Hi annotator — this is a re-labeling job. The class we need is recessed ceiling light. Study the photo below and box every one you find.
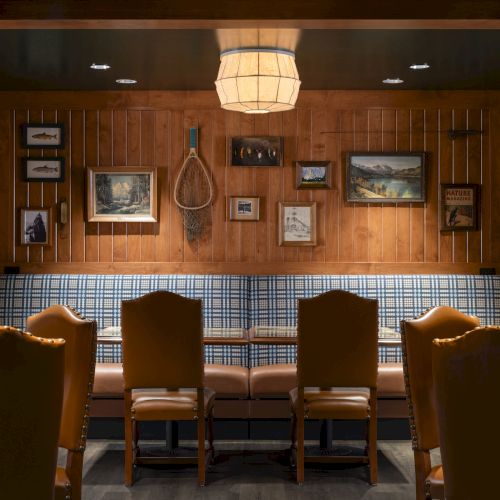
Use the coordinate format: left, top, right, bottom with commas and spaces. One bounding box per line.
410, 63, 430, 70
116, 78, 137, 84
90, 63, 110, 70
383, 78, 404, 85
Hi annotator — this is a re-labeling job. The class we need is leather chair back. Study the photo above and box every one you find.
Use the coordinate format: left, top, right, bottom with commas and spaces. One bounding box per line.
432, 326, 500, 500
27, 305, 97, 452
400, 306, 479, 451
122, 291, 203, 390
297, 290, 378, 388
0, 326, 65, 500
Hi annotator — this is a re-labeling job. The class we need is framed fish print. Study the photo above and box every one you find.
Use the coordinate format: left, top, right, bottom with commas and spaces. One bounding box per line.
20, 207, 52, 246
22, 123, 64, 149
86, 166, 157, 222
22, 157, 65, 182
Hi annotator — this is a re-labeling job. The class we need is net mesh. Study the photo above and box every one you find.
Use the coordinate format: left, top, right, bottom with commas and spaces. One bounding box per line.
174, 155, 213, 242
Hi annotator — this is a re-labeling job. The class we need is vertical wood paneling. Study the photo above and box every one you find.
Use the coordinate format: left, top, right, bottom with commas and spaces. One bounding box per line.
140, 110, 156, 262
381, 109, 397, 262
2, 92, 498, 270
84, 110, 99, 262
155, 110, 170, 262
126, 110, 142, 262
0, 110, 12, 262
112, 109, 127, 263
396, 109, 411, 262
97, 109, 113, 262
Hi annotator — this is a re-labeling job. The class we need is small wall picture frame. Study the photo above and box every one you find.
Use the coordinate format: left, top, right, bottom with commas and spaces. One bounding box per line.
230, 136, 283, 166
22, 124, 64, 149
279, 201, 317, 246
20, 207, 52, 246
296, 160, 332, 189
228, 196, 260, 221
441, 183, 480, 231
22, 157, 65, 182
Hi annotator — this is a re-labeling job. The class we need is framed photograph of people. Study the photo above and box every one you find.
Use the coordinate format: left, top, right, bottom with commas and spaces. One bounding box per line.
278, 201, 317, 246
22, 157, 65, 182
440, 183, 480, 231
230, 136, 283, 167
346, 152, 426, 203
21, 123, 64, 149
20, 207, 52, 246
296, 160, 332, 189
228, 196, 260, 221
86, 166, 157, 222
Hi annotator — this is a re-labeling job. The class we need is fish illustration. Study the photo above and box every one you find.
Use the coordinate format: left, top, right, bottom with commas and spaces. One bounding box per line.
32, 165, 59, 173
31, 132, 58, 140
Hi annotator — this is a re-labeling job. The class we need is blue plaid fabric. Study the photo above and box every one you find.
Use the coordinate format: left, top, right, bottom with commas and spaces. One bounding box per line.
0, 274, 249, 364
1, 273, 498, 366
248, 275, 500, 364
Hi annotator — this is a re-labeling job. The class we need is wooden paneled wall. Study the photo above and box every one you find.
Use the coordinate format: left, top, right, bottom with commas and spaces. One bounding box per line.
0, 91, 499, 274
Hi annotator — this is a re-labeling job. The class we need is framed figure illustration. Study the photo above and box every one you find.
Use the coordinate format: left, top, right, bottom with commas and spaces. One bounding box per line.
20, 207, 52, 245
441, 184, 480, 231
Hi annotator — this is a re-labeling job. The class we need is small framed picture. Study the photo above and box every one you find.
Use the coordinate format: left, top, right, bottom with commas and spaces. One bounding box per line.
441, 183, 480, 231
22, 157, 65, 182
22, 124, 64, 149
296, 160, 332, 189
20, 207, 52, 246
346, 152, 426, 202
279, 201, 317, 246
228, 196, 260, 221
230, 136, 283, 166
86, 166, 157, 222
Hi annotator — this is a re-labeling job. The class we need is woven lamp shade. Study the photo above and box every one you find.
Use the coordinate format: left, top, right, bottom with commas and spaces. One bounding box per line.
215, 49, 301, 114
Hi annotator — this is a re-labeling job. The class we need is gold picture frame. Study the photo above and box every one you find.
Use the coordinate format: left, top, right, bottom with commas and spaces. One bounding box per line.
86, 166, 157, 222
278, 201, 317, 246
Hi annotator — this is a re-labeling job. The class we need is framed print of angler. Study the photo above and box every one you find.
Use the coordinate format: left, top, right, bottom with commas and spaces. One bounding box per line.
346, 152, 426, 203
279, 201, 317, 246
230, 136, 283, 166
228, 196, 260, 221
22, 124, 64, 149
22, 157, 65, 182
20, 207, 52, 246
296, 160, 332, 189
441, 184, 479, 231
86, 166, 157, 222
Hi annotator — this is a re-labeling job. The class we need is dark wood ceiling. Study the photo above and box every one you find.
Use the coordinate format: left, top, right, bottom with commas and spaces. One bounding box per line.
0, 29, 499, 91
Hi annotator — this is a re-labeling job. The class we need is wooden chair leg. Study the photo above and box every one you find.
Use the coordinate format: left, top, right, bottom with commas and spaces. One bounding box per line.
414, 450, 432, 500
124, 390, 134, 487
65, 450, 83, 500
197, 388, 206, 487
290, 412, 297, 451
368, 388, 378, 485
296, 387, 305, 485
207, 410, 215, 461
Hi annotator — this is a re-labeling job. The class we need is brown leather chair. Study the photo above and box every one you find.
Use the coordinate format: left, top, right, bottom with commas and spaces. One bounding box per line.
0, 326, 65, 500
121, 291, 215, 487
400, 306, 479, 500
432, 326, 500, 500
289, 290, 379, 485
27, 305, 97, 500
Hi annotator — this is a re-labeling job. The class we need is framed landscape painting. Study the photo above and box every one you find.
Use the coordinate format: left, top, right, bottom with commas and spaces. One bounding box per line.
441, 183, 479, 231
296, 160, 332, 189
346, 152, 426, 203
86, 166, 157, 222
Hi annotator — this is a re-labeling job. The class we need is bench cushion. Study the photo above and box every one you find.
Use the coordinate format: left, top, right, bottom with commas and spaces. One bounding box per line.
249, 363, 406, 399
93, 363, 249, 399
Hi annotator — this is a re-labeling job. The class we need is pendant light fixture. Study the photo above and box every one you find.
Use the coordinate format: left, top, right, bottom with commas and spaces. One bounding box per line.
215, 48, 301, 114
